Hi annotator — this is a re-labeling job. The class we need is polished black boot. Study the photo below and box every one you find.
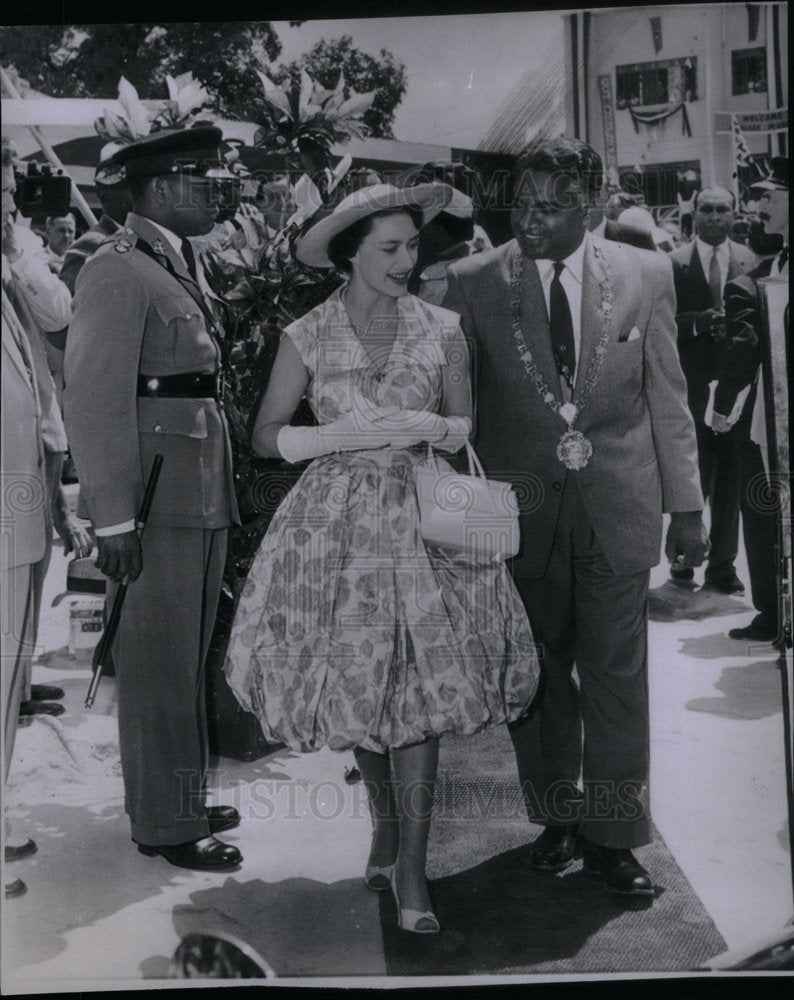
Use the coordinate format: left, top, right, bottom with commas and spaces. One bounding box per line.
582, 840, 654, 897
137, 835, 242, 871
527, 824, 581, 872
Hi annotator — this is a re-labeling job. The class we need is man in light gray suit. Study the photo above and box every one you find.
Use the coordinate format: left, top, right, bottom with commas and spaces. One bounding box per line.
444, 138, 707, 898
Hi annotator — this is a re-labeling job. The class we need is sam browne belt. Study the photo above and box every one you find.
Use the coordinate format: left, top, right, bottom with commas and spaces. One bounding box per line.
137, 372, 222, 399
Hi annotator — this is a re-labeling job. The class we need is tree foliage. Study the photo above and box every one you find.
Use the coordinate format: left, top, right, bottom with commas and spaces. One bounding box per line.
1, 25, 407, 138
278, 35, 407, 139
0, 23, 282, 120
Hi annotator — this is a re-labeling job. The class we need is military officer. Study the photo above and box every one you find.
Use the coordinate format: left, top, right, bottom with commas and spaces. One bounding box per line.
64, 127, 242, 871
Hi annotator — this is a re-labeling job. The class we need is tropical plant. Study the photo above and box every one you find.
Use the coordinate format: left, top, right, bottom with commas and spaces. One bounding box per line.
253, 66, 375, 176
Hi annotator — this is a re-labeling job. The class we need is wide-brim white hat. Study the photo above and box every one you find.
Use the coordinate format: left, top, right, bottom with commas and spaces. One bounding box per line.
295, 182, 453, 269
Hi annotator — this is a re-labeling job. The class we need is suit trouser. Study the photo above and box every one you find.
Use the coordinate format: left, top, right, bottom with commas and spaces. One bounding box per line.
738, 438, 779, 628
1, 564, 35, 783
17, 450, 60, 703
687, 376, 741, 580
109, 524, 226, 846
508, 479, 651, 849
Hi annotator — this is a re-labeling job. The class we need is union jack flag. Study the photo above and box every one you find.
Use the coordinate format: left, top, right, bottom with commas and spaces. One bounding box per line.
732, 116, 752, 168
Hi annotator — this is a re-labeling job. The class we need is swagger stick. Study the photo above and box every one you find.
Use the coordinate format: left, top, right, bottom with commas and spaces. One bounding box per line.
84, 454, 164, 709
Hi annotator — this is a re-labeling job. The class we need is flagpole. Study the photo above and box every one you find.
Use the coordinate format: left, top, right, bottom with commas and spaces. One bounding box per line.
731, 113, 741, 206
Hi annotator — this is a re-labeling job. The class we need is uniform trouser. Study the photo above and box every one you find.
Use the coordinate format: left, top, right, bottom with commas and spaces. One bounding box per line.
2, 563, 35, 782
108, 525, 227, 846
508, 480, 651, 849
738, 438, 779, 628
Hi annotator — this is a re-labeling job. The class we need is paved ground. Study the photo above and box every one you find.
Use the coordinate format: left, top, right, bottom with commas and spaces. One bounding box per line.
1, 511, 792, 992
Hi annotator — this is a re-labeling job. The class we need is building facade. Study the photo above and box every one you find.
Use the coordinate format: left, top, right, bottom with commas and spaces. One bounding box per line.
564, 3, 788, 212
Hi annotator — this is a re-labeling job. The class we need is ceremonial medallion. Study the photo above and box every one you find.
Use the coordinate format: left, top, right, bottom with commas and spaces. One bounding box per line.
556, 428, 593, 470
510, 244, 614, 472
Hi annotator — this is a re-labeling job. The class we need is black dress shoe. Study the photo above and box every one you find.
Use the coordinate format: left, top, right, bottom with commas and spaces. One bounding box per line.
137, 835, 242, 871
19, 700, 65, 717
527, 825, 581, 872
5, 838, 37, 863
30, 683, 65, 701
702, 572, 745, 595
582, 841, 654, 897
206, 805, 241, 834
728, 614, 778, 642
4, 878, 27, 899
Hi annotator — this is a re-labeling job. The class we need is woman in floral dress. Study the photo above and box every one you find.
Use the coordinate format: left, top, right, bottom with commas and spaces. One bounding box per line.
225, 183, 539, 933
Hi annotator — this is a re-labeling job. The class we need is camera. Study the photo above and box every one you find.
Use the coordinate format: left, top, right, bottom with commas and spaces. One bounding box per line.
13, 161, 72, 218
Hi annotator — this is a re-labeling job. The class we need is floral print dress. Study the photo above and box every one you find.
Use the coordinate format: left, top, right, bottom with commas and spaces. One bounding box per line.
224, 289, 539, 753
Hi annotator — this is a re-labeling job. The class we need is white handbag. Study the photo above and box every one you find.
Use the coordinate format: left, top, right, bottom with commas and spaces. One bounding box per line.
414, 442, 520, 562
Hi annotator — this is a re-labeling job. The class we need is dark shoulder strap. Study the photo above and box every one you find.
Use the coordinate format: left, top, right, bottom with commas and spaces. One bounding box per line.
135, 237, 216, 329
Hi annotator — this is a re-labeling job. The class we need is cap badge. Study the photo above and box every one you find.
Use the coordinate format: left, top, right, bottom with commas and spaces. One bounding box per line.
151, 239, 167, 255
114, 238, 132, 253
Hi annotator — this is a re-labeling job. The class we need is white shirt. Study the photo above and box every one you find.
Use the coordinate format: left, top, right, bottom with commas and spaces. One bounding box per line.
695, 237, 730, 290
95, 219, 188, 538
535, 233, 587, 376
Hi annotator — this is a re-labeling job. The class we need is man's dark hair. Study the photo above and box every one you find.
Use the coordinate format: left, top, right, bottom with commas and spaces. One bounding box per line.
514, 137, 605, 203
693, 186, 736, 210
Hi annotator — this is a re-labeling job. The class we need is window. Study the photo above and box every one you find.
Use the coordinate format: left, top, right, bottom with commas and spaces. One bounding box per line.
618, 160, 701, 208
732, 48, 767, 95
616, 57, 697, 108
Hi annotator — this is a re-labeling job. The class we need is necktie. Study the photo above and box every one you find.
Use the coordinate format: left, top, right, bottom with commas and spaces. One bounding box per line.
549, 261, 576, 391
777, 247, 789, 273
708, 246, 722, 309
180, 238, 198, 282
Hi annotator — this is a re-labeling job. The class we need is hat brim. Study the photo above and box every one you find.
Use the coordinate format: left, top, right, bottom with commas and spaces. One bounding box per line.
296, 183, 453, 269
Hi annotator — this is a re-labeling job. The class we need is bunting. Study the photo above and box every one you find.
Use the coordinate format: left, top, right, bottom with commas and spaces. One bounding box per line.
628, 102, 691, 137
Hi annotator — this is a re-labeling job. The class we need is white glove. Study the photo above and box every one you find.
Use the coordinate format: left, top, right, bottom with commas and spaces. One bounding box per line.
377, 410, 471, 452
276, 407, 400, 462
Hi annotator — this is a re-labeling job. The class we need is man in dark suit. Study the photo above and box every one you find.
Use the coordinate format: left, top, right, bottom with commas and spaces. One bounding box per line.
669, 186, 757, 592
712, 157, 788, 643
64, 127, 242, 872
444, 138, 706, 898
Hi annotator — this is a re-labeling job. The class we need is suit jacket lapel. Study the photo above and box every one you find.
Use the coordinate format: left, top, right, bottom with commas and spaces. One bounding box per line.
686, 241, 710, 295
2, 292, 38, 394
517, 248, 562, 403
574, 238, 608, 402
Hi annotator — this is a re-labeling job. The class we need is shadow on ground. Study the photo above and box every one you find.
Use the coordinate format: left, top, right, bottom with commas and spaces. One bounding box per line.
379, 840, 723, 975
160, 875, 385, 978
649, 582, 749, 623
685, 660, 783, 719
2, 800, 204, 972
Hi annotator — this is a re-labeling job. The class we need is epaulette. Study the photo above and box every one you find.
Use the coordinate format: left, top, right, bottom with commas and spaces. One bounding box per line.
113, 228, 138, 254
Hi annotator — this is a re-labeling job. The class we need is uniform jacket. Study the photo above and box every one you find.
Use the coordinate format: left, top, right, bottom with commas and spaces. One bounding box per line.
443, 236, 702, 579
1, 298, 48, 568
714, 254, 780, 416
59, 213, 120, 296
63, 213, 238, 532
